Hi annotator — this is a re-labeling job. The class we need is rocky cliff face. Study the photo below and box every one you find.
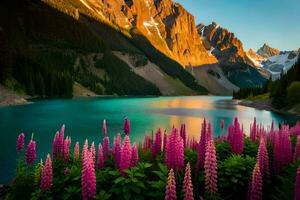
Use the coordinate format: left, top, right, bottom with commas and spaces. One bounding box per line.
198, 22, 252, 65
257, 43, 280, 58
68, 0, 217, 67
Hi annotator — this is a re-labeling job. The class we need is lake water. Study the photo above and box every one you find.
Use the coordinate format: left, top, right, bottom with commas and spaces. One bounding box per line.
0, 96, 297, 183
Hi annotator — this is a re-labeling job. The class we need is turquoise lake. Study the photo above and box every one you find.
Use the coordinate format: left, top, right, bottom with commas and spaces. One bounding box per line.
0, 96, 297, 183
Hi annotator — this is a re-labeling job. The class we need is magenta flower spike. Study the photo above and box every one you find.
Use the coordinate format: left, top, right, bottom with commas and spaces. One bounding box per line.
180, 124, 187, 148
249, 163, 263, 200
52, 132, 59, 158
257, 138, 270, 177
112, 133, 121, 167
63, 136, 71, 162
204, 139, 218, 194
152, 128, 162, 157
81, 149, 96, 200
25, 137, 36, 165
294, 136, 300, 162
119, 135, 132, 175
227, 118, 244, 154
59, 124, 65, 154
220, 120, 225, 136
131, 144, 139, 167
183, 163, 194, 200
90, 141, 96, 161
123, 117, 130, 135
295, 166, 300, 200
163, 130, 168, 152
102, 119, 107, 137
40, 154, 53, 191
103, 136, 110, 160
197, 118, 207, 170
166, 128, 184, 170
206, 122, 213, 142
16, 133, 25, 153
74, 142, 80, 159
250, 117, 257, 141
97, 144, 104, 169
165, 168, 177, 200
144, 134, 151, 150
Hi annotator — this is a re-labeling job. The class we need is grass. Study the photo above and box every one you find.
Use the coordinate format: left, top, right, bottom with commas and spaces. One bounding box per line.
245, 93, 270, 101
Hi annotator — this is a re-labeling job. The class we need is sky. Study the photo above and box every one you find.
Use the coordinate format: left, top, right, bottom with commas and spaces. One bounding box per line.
175, 0, 300, 51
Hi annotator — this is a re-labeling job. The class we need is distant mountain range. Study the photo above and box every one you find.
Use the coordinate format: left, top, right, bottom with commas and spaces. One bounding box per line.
1, 0, 294, 97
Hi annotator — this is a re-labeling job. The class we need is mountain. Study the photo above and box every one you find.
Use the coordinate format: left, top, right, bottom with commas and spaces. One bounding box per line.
0, 0, 208, 97
246, 48, 265, 67
257, 43, 280, 58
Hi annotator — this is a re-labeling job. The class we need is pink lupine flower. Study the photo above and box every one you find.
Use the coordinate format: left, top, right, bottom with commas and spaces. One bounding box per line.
74, 142, 80, 159
112, 133, 121, 167
250, 117, 257, 141
204, 139, 218, 194
25, 138, 36, 165
103, 136, 110, 160
16, 133, 25, 153
144, 134, 151, 150
295, 166, 300, 200
294, 136, 300, 162
123, 117, 130, 135
131, 144, 139, 167
180, 124, 187, 148
58, 124, 65, 154
291, 121, 300, 136
166, 128, 184, 170
63, 136, 71, 162
102, 119, 107, 137
183, 163, 194, 200
97, 144, 104, 169
119, 135, 132, 175
257, 138, 270, 177
197, 118, 207, 170
249, 163, 263, 200
165, 168, 177, 200
40, 154, 53, 191
52, 132, 59, 158
152, 128, 162, 157
163, 130, 167, 152
90, 141, 96, 161
81, 149, 96, 200
227, 117, 244, 154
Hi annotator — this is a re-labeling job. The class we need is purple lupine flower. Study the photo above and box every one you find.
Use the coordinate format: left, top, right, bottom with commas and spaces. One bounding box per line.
291, 121, 300, 136
163, 130, 168, 152
81, 148, 96, 200
250, 117, 257, 141
52, 132, 59, 158
144, 134, 151, 150
165, 168, 177, 200
183, 162, 194, 200
227, 117, 244, 154
166, 128, 184, 170
25, 138, 36, 165
103, 136, 110, 160
74, 142, 80, 159
123, 117, 130, 135
102, 119, 107, 137
257, 138, 270, 177
295, 166, 300, 200
197, 118, 207, 171
90, 141, 96, 161
249, 163, 263, 200
204, 139, 217, 194
294, 136, 300, 162
40, 154, 53, 191
180, 124, 187, 148
119, 135, 132, 175
16, 133, 25, 153
97, 144, 104, 169
206, 122, 213, 142
152, 128, 162, 157
112, 133, 121, 167
131, 144, 139, 167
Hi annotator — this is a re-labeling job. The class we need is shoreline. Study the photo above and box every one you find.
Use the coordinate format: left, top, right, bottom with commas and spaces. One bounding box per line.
238, 99, 300, 117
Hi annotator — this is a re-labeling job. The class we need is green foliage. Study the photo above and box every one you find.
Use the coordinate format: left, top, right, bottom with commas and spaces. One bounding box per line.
244, 137, 259, 158
216, 141, 231, 162
218, 155, 256, 200
287, 81, 300, 105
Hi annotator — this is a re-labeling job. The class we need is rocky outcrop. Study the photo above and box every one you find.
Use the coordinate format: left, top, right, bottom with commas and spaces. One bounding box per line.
63, 0, 217, 67
198, 22, 252, 65
257, 43, 280, 58
246, 48, 265, 67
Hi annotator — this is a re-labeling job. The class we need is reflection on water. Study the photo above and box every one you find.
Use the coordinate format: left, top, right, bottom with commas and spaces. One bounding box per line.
0, 96, 297, 183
